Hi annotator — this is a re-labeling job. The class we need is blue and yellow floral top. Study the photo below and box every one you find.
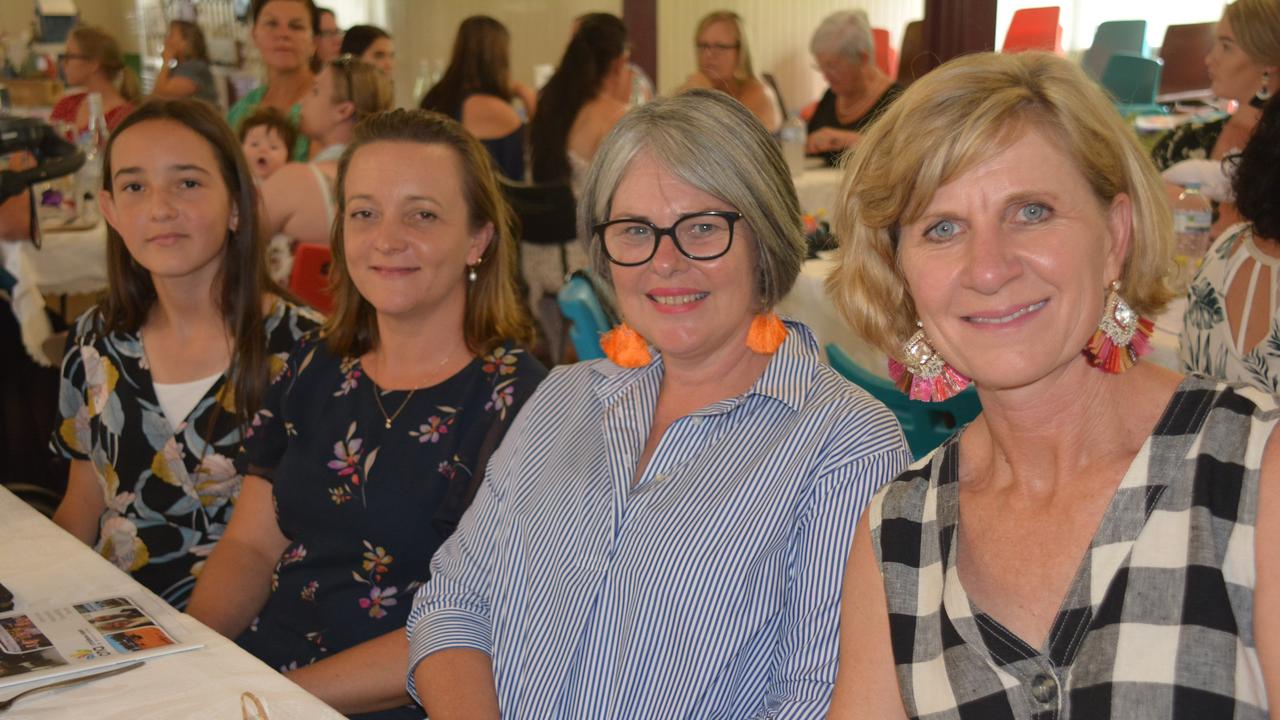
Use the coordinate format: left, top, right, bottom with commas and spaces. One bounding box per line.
50, 299, 323, 609
234, 334, 544, 719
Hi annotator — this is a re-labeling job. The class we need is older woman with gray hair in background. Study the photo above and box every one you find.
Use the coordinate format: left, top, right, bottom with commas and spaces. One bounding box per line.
404, 88, 908, 718
805, 10, 901, 165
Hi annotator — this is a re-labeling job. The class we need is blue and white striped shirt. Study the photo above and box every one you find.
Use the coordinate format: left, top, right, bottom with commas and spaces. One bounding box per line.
405, 321, 909, 718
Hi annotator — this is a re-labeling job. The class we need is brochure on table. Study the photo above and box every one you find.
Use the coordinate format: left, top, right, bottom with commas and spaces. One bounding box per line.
0, 595, 200, 688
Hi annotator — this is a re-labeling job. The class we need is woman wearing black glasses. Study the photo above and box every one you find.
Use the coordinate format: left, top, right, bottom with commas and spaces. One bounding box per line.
405, 89, 908, 718
51, 26, 141, 134
260, 57, 391, 277
678, 11, 780, 133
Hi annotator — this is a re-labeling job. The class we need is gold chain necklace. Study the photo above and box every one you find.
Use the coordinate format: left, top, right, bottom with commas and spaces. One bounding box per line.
370, 382, 416, 429
365, 349, 463, 429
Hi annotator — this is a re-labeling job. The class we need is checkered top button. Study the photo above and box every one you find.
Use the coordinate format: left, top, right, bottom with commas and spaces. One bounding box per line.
1030, 673, 1058, 703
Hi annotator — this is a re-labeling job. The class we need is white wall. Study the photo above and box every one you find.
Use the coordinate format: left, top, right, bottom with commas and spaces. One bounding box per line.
656, 0, 925, 115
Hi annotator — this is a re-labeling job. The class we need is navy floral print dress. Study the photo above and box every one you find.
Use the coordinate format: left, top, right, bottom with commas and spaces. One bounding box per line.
235, 335, 545, 720
50, 299, 322, 609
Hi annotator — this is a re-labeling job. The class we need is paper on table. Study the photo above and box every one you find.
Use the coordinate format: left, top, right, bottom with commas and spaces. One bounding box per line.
0, 595, 201, 689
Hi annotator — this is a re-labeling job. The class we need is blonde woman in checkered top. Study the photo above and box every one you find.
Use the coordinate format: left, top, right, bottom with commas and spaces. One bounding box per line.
826, 51, 1280, 718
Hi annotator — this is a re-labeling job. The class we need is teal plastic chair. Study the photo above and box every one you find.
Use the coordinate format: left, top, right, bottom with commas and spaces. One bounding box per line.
1082, 20, 1148, 80
826, 344, 981, 459
1102, 53, 1165, 116
557, 272, 612, 361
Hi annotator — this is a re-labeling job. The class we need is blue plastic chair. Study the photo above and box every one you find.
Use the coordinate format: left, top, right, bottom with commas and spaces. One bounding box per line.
825, 343, 982, 459
1102, 53, 1165, 116
1082, 20, 1148, 80
557, 272, 611, 361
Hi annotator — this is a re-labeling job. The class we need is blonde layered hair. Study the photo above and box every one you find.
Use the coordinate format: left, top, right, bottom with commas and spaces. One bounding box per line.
827, 51, 1175, 358
328, 56, 393, 121
695, 11, 756, 83
1225, 0, 1280, 66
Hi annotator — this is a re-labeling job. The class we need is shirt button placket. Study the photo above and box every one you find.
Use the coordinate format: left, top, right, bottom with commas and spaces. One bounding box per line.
1029, 671, 1059, 714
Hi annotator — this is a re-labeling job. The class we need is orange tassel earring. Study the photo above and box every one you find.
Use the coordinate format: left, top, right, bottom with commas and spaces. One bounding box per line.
600, 323, 653, 368
746, 312, 787, 355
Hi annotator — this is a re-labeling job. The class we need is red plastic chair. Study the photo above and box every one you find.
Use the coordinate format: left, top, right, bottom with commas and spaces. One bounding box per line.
1002, 6, 1065, 55
288, 243, 334, 314
872, 27, 899, 79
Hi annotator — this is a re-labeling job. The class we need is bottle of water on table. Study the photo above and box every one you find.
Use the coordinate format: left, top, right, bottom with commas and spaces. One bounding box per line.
74, 92, 109, 225
1172, 182, 1212, 291
780, 114, 807, 175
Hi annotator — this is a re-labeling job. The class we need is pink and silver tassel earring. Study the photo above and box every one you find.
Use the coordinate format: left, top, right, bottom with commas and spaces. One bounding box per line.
887, 321, 971, 402
1083, 281, 1153, 373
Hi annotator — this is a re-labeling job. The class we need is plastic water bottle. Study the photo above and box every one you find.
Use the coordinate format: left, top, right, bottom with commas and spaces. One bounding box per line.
780, 114, 806, 175
1173, 183, 1213, 257
74, 92, 108, 224
1172, 182, 1213, 291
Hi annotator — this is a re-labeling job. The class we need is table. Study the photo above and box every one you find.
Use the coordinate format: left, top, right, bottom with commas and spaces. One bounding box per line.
0, 486, 344, 719
1, 222, 109, 367
792, 163, 843, 218
776, 253, 890, 379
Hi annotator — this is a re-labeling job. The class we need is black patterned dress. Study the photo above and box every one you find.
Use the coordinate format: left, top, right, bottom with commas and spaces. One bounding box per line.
235, 335, 545, 720
50, 300, 322, 609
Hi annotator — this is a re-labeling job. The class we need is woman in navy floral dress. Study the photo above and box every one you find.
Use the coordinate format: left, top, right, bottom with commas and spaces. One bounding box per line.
51, 99, 322, 610
188, 109, 544, 719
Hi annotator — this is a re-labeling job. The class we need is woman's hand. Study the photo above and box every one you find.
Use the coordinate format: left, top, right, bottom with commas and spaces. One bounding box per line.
806, 127, 861, 155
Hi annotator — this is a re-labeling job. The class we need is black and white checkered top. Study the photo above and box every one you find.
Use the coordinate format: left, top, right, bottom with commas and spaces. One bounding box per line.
869, 377, 1278, 719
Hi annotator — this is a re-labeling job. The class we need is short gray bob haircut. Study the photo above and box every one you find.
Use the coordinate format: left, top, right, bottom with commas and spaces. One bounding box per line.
578, 88, 806, 309
810, 10, 874, 64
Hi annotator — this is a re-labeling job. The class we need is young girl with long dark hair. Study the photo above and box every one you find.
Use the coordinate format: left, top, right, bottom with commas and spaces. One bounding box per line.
51, 99, 322, 609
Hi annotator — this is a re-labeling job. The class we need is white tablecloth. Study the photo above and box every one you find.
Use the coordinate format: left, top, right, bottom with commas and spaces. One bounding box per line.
0, 487, 344, 719
792, 164, 843, 217
776, 254, 889, 378
1, 223, 109, 367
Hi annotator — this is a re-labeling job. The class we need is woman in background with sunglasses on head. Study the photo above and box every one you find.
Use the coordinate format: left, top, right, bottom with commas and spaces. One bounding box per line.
260, 56, 391, 281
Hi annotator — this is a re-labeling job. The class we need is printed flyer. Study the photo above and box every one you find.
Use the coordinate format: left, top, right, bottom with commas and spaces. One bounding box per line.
0, 596, 199, 688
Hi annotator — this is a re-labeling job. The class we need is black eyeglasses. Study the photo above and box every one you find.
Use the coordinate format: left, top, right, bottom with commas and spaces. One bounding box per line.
594, 211, 743, 266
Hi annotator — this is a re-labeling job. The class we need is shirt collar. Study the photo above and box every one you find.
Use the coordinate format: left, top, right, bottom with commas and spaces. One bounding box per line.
591, 318, 818, 414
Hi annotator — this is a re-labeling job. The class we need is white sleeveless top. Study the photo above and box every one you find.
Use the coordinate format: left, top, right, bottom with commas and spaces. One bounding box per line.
1180, 223, 1280, 392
